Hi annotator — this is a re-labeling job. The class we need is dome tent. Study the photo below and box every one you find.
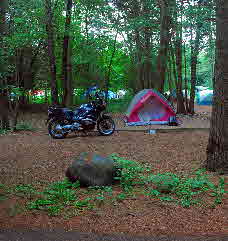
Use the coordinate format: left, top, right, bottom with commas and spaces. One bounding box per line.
196, 89, 213, 105
124, 89, 178, 126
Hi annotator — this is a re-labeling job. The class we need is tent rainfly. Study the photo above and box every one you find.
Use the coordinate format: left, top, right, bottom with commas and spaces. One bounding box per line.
124, 89, 178, 126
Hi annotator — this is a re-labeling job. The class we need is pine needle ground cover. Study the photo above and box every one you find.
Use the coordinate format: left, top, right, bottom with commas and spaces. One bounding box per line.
0, 125, 227, 236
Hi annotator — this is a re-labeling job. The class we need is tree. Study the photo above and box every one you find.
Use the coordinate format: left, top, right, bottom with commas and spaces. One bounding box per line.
44, 0, 59, 105
203, 0, 228, 174
0, 0, 10, 130
62, 0, 73, 107
188, 1, 203, 114
157, 0, 173, 93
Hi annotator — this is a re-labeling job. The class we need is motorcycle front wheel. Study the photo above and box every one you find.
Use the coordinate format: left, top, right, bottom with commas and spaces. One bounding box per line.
48, 119, 69, 139
97, 116, 115, 136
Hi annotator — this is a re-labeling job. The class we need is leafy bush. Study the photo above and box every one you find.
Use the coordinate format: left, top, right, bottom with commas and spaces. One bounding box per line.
16, 122, 36, 131
106, 93, 134, 113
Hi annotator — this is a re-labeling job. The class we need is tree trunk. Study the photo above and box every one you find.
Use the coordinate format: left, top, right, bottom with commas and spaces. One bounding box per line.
0, 90, 10, 130
157, 0, 173, 93
183, 41, 189, 112
0, 0, 10, 129
172, 0, 186, 114
105, 29, 119, 103
45, 0, 59, 105
189, 21, 202, 115
135, 30, 143, 92
175, 38, 186, 114
0, 0, 8, 86
62, 0, 73, 107
203, 0, 228, 174
169, 45, 178, 107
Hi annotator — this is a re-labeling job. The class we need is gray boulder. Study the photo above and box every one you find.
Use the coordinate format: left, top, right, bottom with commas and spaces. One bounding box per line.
65, 153, 122, 187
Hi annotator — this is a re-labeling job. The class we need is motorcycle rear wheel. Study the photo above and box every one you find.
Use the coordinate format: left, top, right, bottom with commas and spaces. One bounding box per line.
97, 116, 115, 136
48, 119, 69, 139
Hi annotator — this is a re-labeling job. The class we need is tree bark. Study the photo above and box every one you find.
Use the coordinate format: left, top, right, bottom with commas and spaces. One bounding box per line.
157, 0, 173, 93
183, 41, 189, 112
172, 0, 186, 114
0, 90, 10, 130
175, 38, 186, 114
189, 20, 202, 115
105, 29, 119, 103
0, 0, 10, 129
45, 0, 59, 105
203, 0, 228, 174
62, 0, 73, 107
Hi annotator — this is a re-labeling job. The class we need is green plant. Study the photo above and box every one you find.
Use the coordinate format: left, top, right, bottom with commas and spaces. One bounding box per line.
13, 184, 37, 198
106, 94, 133, 113
15, 122, 36, 131
0, 128, 11, 135
74, 198, 92, 209
115, 192, 127, 201
210, 177, 225, 205
27, 180, 78, 216
7, 203, 25, 217
111, 154, 147, 191
22, 156, 228, 217
0, 183, 8, 201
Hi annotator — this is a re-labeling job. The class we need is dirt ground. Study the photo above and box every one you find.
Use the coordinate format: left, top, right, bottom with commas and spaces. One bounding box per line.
1, 104, 228, 237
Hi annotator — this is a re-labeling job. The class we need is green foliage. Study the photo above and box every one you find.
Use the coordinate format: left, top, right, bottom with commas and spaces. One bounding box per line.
7, 203, 26, 217
27, 179, 78, 216
0, 183, 8, 201
106, 93, 134, 113
0, 129, 11, 135
4, 154, 225, 217
13, 184, 37, 198
15, 122, 36, 131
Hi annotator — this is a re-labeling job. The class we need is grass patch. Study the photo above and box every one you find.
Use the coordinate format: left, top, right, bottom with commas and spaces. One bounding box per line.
2, 154, 227, 217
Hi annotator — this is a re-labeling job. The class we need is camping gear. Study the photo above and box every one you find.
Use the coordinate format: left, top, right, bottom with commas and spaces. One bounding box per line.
196, 89, 213, 105
84, 87, 117, 100
124, 89, 178, 126
65, 153, 122, 187
116, 90, 127, 99
47, 91, 115, 139
195, 86, 208, 92
169, 89, 190, 99
84, 85, 99, 97
100, 90, 117, 99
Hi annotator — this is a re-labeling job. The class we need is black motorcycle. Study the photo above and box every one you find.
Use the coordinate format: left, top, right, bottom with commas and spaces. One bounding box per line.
46, 92, 115, 139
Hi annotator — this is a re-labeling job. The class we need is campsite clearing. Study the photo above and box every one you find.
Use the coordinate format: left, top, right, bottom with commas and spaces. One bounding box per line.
0, 105, 228, 236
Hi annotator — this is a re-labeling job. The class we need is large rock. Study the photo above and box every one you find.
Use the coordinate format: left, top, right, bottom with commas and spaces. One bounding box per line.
65, 153, 122, 187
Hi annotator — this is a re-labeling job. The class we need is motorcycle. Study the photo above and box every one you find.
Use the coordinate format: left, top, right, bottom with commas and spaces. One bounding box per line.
46, 92, 115, 139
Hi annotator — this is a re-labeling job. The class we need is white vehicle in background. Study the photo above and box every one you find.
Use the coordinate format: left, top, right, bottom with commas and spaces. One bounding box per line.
195, 86, 208, 92
116, 89, 127, 99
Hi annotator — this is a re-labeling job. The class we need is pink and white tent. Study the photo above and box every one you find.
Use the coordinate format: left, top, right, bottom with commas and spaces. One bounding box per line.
124, 89, 177, 126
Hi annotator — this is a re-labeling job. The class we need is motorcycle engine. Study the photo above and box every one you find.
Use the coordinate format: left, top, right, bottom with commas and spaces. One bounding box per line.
81, 118, 94, 125
80, 118, 96, 130
72, 122, 81, 129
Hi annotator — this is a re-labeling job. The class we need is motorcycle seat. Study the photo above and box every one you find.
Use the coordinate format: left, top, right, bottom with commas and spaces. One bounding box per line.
62, 108, 72, 112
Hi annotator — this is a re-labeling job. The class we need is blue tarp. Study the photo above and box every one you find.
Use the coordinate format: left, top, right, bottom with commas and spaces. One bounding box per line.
196, 89, 213, 105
